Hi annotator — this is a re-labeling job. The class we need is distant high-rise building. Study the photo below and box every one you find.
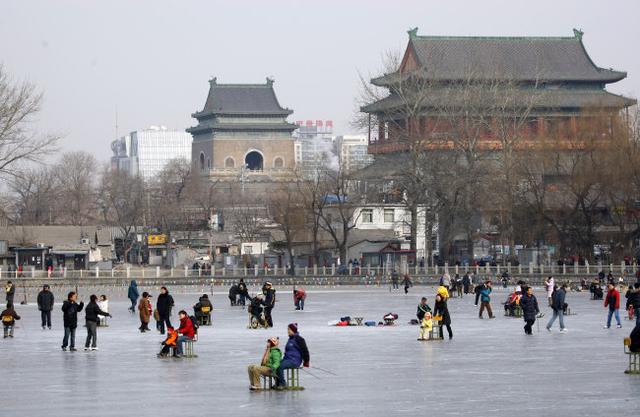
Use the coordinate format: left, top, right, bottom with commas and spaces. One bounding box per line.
334, 135, 373, 173
293, 120, 336, 179
110, 126, 192, 180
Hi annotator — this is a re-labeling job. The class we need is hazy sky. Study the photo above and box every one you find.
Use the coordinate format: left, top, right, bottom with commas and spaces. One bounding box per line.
1, 0, 639, 162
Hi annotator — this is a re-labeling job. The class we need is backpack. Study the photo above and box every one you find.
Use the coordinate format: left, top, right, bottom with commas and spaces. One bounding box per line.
2, 314, 13, 324
189, 315, 199, 333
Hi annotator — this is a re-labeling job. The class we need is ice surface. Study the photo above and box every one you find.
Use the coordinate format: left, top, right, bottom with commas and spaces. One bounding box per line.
1, 284, 639, 416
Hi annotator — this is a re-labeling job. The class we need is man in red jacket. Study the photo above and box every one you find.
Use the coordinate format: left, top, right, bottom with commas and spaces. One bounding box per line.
604, 283, 622, 329
176, 310, 196, 357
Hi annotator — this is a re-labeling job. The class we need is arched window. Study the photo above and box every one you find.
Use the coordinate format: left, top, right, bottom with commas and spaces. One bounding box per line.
224, 157, 235, 168
207, 158, 211, 169
273, 157, 284, 169
199, 152, 205, 171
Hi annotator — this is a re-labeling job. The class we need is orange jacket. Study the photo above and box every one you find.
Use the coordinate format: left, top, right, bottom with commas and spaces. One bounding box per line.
163, 329, 178, 347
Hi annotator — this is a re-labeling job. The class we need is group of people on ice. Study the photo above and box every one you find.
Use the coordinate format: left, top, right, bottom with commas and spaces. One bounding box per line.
247, 323, 310, 391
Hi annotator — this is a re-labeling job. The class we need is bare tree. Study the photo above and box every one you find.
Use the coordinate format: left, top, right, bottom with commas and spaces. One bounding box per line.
226, 186, 269, 243
296, 166, 328, 266
268, 182, 306, 273
315, 163, 360, 264
96, 167, 145, 263
54, 151, 97, 225
7, 165, 58, 225
148, 158, 192, 235
0, 65, 58, 179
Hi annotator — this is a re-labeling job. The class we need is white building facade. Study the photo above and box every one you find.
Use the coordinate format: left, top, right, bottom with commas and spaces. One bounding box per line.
111, 126, 192, 180
352, 204, 439, 260
293, 120, 336, 179
334, 135, 373, 173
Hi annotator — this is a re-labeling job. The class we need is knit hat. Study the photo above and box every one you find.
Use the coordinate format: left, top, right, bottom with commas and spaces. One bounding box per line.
288, 323, 298, 333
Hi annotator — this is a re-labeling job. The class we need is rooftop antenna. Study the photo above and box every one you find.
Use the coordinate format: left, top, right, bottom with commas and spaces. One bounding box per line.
115, 105, 119, 139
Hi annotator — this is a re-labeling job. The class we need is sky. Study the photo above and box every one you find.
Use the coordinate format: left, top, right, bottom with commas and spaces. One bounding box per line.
1, 0, 639, 162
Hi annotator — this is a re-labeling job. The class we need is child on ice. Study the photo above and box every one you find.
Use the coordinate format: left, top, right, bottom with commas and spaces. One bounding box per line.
418, 311, 433, 341
157, 326, 178, 358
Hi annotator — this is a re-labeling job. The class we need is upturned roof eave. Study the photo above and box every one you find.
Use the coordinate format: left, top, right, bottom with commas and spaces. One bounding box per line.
370, 71, 627, 87
192, 109, 294, 118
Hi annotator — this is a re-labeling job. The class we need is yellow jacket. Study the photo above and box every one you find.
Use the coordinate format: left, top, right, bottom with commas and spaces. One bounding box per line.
437, 286, 449, 300
420, 316, 433, 330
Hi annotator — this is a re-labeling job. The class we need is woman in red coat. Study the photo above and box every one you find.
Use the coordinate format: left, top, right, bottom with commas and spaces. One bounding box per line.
604, 283, 622, 329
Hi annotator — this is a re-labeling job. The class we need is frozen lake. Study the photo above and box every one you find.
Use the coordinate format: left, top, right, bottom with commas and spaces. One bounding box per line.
1, 284, 639, 416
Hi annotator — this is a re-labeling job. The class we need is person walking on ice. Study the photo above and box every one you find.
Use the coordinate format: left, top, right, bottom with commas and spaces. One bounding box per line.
84, 294, 111, 350
434, 293, 453, 339
546, 283, 568, 332
127, 280, 139, 313
544, 276, 555, 306
61, 292, 84, 351
519, 286, 540, 335
139, 292, 152, 332
604, 283, 622, 329
37, 284, 54, 330
1, 303, 20, 338
478, 281, 495, 319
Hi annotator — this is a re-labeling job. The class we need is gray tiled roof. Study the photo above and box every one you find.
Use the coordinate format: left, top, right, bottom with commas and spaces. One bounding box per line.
194, 78, 293, 117
373, 30, 626, 84
362, 88, 636, 114
0, 226, 113, 248
187, 122, 298, 135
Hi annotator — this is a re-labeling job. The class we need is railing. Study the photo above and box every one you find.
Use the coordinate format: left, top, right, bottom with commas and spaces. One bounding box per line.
1, 261, 636, 280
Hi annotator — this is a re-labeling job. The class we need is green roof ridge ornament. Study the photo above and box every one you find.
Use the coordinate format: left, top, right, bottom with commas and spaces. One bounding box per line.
408, 27, 418, 40
266, 77, 274, 86
573, 28, 584, 40
209, 77, 217, 85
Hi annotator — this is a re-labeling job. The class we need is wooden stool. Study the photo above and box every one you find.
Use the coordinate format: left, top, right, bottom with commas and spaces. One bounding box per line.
354, 317, 364, 326
624, 337, 640, 374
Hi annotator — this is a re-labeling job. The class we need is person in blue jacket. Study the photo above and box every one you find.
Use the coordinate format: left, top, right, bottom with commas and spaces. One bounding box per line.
128, 280, 139, 313
478, 281, 495, 319
275, 323, 309, 389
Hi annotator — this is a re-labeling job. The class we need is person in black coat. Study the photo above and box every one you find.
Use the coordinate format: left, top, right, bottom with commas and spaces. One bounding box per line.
61, 292, 84, 351
520, 287, 540, 335
262, 282, 276, 328
462, 273, 471, 294
37, 284, 55, 329
249, 294, 265, 327
228, 284, 240, 306
433, 294, 452, 339
630, 323, 640, 353
84, 294, 111, 350
625, 283, 640, 326
238, 279, 249, 306
156, 286, 174, 334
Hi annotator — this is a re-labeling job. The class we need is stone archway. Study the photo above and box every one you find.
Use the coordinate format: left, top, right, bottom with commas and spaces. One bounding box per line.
245, 151, 264, 171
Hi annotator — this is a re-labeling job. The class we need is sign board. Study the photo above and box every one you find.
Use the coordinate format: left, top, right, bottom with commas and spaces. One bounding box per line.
148, 234, 167, 246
